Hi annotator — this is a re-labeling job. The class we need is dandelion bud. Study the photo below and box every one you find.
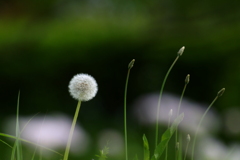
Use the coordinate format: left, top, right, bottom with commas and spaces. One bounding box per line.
187, 134, 191, 142
185, 74, 190, 85
176, 142, 180, 150
68, 73, 98, 101
128, 59, 135, 69
177, 46, 185, 56
217, 88, 225, 97
169, 109, 173, 117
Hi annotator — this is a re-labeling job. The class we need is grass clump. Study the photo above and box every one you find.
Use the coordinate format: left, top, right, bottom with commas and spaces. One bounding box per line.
0, 46, 226, 160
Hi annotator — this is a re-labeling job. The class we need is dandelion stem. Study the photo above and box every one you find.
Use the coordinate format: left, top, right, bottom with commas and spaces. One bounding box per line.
63, 100, 82, 160
124, 59, 135, 160
155, 55, 181, 147
191, 88, 225, 160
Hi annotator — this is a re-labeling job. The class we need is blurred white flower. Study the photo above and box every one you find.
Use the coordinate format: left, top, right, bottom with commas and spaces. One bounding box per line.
4, 113, 90, 156
224, 107, 240, 135
68, 73, 98, 101
133, 93, 220, 134
197, 136, 227, 160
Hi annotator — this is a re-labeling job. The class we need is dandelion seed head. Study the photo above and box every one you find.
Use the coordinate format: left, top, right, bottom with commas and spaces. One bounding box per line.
68, 73, 98, 101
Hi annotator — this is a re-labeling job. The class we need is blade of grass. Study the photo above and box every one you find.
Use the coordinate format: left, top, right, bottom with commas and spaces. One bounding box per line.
31, 148, 37, 160
17, 91, 22, 160
143, 134, 150, 160
183, 134, 190, 160
155, 46, 185, 147
124, 59, 135, 160
11, 91, 22, 160
20, 112, 40, 134
191, 88, 225, 160
11, 142, 17, 160
31, 114, 46, 160
0, 138, 13, 148
152, 113, 184, 160
0, 132, 62, 156
11, 93, 39, 160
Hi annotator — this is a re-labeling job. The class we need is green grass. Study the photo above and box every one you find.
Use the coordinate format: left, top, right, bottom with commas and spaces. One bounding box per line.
0, 46, 226, 160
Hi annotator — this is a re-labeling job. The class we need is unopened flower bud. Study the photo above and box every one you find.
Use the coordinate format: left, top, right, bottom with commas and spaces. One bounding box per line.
128, 59, 135, 69
177, 46, 185, 56
187, 134, 190, 142
217, 88, 225, 97
169, 109, 173, 117
176, 142, 180, 150
185, 74, 190, 85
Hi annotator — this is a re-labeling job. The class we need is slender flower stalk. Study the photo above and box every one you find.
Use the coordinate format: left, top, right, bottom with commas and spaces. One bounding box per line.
165, 109, 173, 160
124, 59, 135, 160
175, 74, 190, 160
155, 46, 185, 147
64, 73, 98, 160
63, 101, 82, 160
175, 142, 180, 160
184, 134, 191, 160
191, 88, 225, 160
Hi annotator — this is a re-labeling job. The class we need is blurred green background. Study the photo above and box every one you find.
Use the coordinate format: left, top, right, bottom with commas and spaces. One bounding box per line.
0, 0, 240, 159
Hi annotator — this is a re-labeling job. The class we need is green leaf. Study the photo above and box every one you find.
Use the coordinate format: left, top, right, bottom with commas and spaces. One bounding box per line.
143, 134, 150, 160
96, 145, 109, 160
151, 113, 184, 160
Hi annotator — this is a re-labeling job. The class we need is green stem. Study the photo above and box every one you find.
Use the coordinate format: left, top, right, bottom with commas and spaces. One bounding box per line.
178, 133, 183, 160
124, 69, 131, 160
39, 148, 42, 160
175, 142, 180, 160
63, 100, 82, 160
165, 110, 172, 160
191, 96, 218, 160
176, 84, 187, 143
175, 83, 187, 160
124, 59, 135, 160
183, 140, 189, 160
155, 55, 180, 147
